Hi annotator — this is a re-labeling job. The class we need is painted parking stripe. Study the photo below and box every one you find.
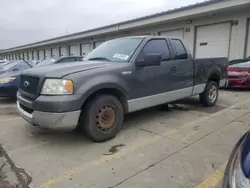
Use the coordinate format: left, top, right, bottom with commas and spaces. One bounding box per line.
195, 162, 227, 188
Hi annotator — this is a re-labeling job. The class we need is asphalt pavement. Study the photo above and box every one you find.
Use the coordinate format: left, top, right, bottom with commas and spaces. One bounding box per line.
0, 89, 249, 188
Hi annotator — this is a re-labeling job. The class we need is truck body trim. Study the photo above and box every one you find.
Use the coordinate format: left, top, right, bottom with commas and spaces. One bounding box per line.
192, 84, 206, 95
127, 87, 193, 112
220, 79, 227, 87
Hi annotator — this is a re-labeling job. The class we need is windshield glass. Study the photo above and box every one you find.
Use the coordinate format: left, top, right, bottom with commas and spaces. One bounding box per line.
230, 61, 250, 68
84, 38, 144, 62
36, 58, 58, 67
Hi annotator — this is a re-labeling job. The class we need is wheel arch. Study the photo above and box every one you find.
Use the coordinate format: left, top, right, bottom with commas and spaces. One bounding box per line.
80, 84, 129, 114
208, 70, 221, 86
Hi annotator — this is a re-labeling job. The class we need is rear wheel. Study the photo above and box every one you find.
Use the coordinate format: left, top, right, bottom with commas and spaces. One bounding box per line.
79, 94, 124, 142
199, 81, 219, 107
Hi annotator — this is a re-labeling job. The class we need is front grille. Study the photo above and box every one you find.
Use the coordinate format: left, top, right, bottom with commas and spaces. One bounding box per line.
19, 75, 40, 94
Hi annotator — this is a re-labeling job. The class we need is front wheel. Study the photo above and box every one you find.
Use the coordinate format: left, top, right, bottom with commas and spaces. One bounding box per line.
79, 94, 124, 142
199, 81, 219, 107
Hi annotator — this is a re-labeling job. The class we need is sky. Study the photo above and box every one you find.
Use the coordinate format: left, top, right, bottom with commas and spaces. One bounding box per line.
0, 0, 205, 49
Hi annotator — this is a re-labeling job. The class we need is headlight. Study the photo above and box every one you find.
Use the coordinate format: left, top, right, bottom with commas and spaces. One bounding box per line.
0, 77, 16, 84
230, 146, 250, 188
41, 79, 73, 95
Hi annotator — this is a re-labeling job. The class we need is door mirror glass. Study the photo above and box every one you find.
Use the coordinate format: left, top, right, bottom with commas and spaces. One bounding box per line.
135, 53, 161, 67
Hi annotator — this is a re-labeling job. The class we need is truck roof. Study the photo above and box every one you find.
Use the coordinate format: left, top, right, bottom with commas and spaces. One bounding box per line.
120, 35, 182, 40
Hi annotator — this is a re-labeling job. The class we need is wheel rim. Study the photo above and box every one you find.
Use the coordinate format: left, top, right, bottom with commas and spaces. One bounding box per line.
96, 105, 117, 133
208, 85, 217, 103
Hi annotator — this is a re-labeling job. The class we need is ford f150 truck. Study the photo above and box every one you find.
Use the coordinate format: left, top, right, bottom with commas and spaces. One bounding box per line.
17, 36, 228, 142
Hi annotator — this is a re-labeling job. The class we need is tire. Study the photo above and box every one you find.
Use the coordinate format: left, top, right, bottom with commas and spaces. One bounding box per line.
199, 81, 219, 107
79, 94, 124, 142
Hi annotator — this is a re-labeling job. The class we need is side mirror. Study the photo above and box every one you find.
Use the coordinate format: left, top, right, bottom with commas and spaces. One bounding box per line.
135, 53, 161, 67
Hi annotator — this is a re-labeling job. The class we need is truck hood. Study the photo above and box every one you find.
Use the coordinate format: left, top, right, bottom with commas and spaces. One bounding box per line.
22, 61, 113, 78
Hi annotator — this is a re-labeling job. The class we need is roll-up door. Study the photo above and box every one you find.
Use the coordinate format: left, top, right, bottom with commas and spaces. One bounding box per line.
45, 49, 51, 59
33, 51, 38, 60
195, 22, 231, 58
81, 43, 92, 56
60, 46, 69, 57
246, 20, 250, 58
38, 50, 44, 60
51, 48, 58, 58
159, 29, 184, 38
28, 51, 32, 60
24, 52, 28, 60
70, 45, 80, 56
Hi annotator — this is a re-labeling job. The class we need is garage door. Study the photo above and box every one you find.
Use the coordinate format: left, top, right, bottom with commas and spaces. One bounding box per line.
51, 48, 58, 58
195, 23, 231, 58
60, 46, 69, 57
246, 20, 250, 58
38, 50, 45, 60
94, 41, 104, 49
81, 43, 92, 56
28, 51, 32, 60
45, 49, 51, 59
159, 29, 184, 38
32, 51, 37, 60
69, 45, 80, 56
24, 52, 28, 60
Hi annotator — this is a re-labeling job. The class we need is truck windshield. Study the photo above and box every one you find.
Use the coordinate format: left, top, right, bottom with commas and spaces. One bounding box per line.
84, 38, 144, 62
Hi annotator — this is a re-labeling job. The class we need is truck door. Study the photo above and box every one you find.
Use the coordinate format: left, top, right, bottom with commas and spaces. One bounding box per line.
133, 39, 176, 98
169, 39, 194, 92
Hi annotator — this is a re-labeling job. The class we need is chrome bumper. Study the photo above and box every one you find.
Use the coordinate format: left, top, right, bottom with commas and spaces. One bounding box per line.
17, 101, 81, 129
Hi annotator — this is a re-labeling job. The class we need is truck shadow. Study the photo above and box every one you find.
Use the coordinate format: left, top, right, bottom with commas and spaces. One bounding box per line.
23, 96, 222, 146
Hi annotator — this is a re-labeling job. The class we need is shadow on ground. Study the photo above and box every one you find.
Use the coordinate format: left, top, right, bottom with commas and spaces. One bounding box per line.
0, 144, 32, 188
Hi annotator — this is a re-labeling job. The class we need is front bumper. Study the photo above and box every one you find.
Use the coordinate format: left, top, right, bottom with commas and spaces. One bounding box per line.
17, 92, 81, 129
228, 77, 250, 88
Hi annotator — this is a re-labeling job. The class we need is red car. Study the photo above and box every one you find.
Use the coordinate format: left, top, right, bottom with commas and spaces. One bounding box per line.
227, 60, 250, 88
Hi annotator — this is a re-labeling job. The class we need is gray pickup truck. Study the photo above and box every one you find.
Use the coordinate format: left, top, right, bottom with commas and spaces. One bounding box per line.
17, 36, 228, 141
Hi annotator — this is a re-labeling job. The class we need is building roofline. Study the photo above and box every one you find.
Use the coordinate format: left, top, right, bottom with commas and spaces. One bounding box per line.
2, 0, 249, 53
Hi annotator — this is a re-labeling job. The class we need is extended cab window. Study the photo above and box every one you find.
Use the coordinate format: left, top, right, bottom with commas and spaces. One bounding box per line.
170, 39, 188, 60
138, 39, 170, 61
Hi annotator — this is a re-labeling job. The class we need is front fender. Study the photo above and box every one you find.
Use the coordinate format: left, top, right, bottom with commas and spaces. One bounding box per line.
76, 75, 129, 106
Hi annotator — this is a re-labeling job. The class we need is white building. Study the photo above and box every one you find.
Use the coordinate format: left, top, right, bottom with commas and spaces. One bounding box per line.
1, 0, 250, 61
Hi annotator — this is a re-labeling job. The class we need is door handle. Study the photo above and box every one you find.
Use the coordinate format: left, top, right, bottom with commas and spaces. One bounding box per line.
170, 66, 177, 72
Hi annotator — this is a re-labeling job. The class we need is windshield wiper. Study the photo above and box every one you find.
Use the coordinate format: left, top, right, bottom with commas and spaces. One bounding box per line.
88, 57, 111, 62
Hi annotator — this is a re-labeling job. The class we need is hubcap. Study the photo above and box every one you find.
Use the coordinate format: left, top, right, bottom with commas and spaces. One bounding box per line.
96, 105, 116, 133
208, 85, 217, 103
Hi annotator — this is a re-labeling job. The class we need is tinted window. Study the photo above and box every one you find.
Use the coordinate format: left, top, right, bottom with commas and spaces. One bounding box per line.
59, 58, 72, 63
230, 61, 250, 68
138, 39, 170, 61
59, 57, 80, 63
12, 62, 30, 71
76, 57, 83, 61
170, 39, 187, 59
